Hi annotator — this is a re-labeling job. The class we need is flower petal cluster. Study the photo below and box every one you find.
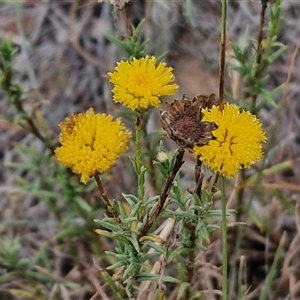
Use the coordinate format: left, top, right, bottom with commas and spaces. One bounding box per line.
55, 108, 131, 183
193, 104, 266, 177
108, 56, 178, 111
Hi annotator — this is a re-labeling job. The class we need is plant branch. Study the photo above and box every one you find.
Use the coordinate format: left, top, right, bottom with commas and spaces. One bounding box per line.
135, 112, 145, 203
94, 172, 119, 220
219, 0, 227, 110
194, 156, 203, 197
138, 149, 185, 239
221, 176, 228, 300
251, 0, 268, 109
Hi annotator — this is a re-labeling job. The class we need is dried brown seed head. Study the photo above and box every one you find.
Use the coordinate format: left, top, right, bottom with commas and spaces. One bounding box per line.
160, 94, 219, 151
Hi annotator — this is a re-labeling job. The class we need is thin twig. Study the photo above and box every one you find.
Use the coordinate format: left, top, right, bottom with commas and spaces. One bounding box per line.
221, 176, 228, 300
138, 149, 185, 239
135, 112, 145, 203
194, 156, 203, 197
94, 172, 119, 219
220, 2, 228, 298
211, 172, 220, 193
219, 0, 227, 111
251, 0, 268, 109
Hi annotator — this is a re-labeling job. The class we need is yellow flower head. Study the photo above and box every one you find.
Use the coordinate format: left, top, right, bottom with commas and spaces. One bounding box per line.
55, 108, 131, 183
108, 56, 178, 111
193, 104, 266, 177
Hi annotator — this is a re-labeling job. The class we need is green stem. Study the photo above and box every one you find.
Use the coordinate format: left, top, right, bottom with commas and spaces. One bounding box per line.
258, 232, 286, 300
251, 0, 268, 111
101, 270, 125, 300
219, 0, 227, 110
135, 113, 145, 203
220, 0, 228, 293
221, 176, 228, 300
134, 113, 146, 224
135, 114, 142, 172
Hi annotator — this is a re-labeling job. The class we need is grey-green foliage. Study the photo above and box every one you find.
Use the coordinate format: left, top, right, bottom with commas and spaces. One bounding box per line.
228, 0, 286, 113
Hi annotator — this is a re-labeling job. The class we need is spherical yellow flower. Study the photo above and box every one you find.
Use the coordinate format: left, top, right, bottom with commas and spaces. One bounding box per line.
193, 104, 266, 177
108, 56, 178, 111
55, 108, 131, 183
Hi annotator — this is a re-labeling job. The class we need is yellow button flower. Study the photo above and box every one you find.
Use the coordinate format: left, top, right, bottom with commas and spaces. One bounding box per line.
55, 108, 131, 183
108, 56, 178, 111
193, 104, 266, 177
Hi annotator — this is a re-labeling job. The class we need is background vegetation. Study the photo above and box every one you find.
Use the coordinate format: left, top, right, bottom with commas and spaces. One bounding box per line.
1, 1, 300, 299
